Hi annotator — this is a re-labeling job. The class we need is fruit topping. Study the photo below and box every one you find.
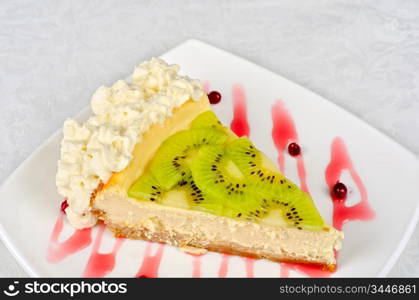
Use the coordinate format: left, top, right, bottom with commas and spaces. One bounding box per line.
332, 181, 347, 200
149, 128, 228, 190
288, 142, 301, 157
191, 111, 225, 131
208, 91, 222, 104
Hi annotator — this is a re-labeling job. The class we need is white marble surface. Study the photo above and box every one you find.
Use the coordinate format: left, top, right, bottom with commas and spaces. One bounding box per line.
0, 0, 418, 277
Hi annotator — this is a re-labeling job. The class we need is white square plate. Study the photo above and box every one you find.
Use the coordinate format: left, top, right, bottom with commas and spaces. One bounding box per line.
1, 40, 419, 277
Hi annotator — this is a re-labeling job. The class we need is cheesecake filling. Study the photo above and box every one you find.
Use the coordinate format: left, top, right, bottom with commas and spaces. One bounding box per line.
93, 191, 343, 267
56, 58, 205, 228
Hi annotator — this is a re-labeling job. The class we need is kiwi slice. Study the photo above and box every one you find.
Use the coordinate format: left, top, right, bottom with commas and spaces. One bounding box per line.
182, 177, 224, 214
190, 111, 237, 141
128, 172, 164, 202
265, 190, 326, 230
191, 145, 267, 221
150, 128, 228, 190
226, 138, 296, 191
226, 138, 326, 230
190, 111, 225, 130
128, 173, 223, 215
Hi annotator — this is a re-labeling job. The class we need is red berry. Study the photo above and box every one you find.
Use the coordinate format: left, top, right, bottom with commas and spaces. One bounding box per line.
288, 142, 301, 156
332, 182, 347, 200
61, 199, 69, 214
208, 91, 222, 104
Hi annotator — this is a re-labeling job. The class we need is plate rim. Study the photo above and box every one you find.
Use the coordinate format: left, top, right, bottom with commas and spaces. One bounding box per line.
0, 38, 418, 277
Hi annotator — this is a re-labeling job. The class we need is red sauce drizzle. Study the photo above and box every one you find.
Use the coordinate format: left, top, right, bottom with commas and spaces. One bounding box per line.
271, 100, 309, 193
218, 254, 230, 278
191, 255, 203, 278
230, 84, 250, 137
135, 243, 165, 278
244, 258, 255, 278
185, 251, 206, 278
280, 264, 290, 278
280, 263, 331, 278
47, 212, 92, 263
325, 137, 375, 230
83, 223, 125, 277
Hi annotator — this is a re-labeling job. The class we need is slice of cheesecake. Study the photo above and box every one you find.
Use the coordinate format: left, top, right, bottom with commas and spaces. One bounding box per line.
57, 58, 343, 271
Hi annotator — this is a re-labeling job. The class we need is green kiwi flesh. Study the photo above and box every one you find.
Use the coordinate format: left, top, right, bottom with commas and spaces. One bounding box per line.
190, 145, 267, 221
190, 111, 225, 130
225, 138, 325, 230
128, 173, 223, 215
149, 128, 228, 190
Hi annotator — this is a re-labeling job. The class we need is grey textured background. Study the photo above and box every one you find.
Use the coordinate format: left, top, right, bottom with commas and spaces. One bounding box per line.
1, 0, 418, 276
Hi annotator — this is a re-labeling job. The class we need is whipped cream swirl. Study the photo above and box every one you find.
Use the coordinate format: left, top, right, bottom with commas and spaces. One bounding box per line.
56, 58, 205, 228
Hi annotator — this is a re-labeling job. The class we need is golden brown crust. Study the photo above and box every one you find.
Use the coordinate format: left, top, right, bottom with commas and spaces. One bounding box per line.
92, 207, 336, 272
